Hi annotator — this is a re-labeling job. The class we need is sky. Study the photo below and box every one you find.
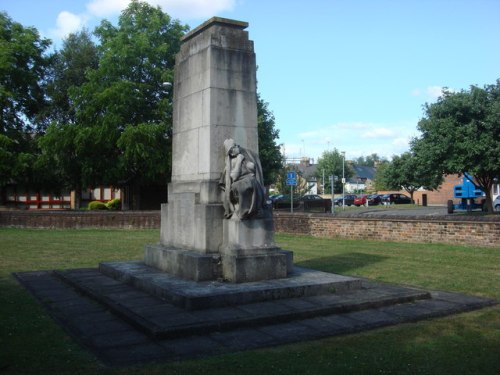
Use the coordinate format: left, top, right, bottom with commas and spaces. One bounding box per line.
2, 0, 499, 162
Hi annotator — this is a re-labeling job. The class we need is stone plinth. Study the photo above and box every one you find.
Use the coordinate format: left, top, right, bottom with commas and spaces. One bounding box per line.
220, 214, 293, 282
147, 17, 294, 283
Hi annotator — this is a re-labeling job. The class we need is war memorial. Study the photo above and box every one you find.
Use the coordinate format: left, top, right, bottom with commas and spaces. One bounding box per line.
14, 18, 496, 366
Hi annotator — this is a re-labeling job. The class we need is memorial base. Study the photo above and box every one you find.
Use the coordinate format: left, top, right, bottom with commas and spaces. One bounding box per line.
144, 244, 221, 282
219, 216, 293, 283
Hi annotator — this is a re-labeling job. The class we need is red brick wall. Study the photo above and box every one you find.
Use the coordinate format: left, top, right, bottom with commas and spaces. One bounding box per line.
0, 210, 161, 229
274, 212, 499, 248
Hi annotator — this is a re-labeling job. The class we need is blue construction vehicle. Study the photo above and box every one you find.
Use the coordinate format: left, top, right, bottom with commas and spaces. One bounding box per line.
447, 173, 486, 213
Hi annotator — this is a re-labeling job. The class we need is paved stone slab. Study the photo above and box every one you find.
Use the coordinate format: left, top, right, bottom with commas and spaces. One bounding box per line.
13, 270, 498, 367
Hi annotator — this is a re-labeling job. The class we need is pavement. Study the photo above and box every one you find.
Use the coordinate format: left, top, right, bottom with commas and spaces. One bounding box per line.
14, 266, 498, 368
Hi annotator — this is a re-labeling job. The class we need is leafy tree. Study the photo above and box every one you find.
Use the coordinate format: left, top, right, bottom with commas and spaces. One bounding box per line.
257, 94, 283, 187
56, 1, 188, 207
411, 80, 500, 212
315, 149, 352, 194
378, 152, 442, 202
373, 160, 390, 191
0, 12, 52, 203
0, 12, 51, 135
45, 29, 98, 124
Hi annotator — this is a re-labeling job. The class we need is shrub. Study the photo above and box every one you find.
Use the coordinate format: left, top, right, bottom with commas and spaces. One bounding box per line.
106, 198, 121, 210
88, 201, 108, 210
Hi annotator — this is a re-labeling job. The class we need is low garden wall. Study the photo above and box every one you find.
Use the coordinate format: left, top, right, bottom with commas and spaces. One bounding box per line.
1, 210, 498, 248
274, 212, 499, 248
0, 210, 160, 229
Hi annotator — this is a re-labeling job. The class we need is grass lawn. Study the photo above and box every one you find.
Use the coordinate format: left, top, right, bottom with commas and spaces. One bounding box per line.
0, 228, 498, 374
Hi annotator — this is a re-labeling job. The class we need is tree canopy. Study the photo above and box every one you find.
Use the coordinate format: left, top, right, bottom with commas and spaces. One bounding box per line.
0, 12, 51, 199
411, 80, 500, 212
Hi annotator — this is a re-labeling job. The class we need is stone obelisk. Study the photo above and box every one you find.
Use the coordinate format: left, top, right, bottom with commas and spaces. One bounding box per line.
145, 17, 292, 282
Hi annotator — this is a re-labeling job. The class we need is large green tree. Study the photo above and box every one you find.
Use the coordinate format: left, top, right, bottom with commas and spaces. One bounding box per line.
0, 12, 51, 135
45, 29, 98, 124
0, 12, 51, 203
412, 80, 500, 212
53, 1, 188, 207
378, 152, 442, 202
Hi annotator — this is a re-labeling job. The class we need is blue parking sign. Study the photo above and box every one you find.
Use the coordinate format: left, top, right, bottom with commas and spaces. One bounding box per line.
287, 171, 296, 180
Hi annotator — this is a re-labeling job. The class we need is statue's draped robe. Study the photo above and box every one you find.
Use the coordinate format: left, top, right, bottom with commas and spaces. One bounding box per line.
220, 148, 265, 220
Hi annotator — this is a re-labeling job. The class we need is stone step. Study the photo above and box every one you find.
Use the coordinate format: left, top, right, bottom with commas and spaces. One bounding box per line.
98, 260, 364, 310
54, 267, 430, 339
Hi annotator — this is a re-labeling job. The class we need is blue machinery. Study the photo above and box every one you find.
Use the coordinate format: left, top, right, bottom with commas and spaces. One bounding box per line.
447, 174, 485, 213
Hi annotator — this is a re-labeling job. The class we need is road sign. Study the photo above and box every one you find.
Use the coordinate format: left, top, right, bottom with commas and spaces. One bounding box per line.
287, 171, 297, 180
286, 178, 297, 186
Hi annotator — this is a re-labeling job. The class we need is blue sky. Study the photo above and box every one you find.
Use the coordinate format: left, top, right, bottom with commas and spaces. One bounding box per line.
2, 0, 499, 162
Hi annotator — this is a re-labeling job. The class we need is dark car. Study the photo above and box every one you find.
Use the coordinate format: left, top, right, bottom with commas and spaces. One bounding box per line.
333, 194, 357, 206
381, 193, 412, 204
367, 194, 382, 205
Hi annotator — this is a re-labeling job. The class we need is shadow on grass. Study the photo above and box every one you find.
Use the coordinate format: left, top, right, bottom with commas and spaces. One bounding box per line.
296, 252, 388, 274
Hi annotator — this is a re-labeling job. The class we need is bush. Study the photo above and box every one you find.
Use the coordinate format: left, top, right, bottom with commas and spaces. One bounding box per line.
88, 201, 108, 210
106, 198, 121, 210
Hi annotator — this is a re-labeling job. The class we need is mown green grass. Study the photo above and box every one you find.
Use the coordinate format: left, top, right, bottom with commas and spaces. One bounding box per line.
0, 228, 498, 374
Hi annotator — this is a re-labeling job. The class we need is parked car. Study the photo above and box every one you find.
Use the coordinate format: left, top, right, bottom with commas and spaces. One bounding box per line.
333, 194, 357, 206
354, 194, 382, 206
367, 194, 382, 205
381, 193, 412, 204
494, 196, 500, 212
353, 195, 368, 206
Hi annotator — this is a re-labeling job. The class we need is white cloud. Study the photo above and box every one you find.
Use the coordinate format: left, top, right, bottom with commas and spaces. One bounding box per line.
426, 85, 444, 99
50, 11, 88, 39
412, 85, 456, 101
288, 120, 418, 161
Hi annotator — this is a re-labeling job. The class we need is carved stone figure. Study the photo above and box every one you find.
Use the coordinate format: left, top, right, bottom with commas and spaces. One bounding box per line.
219, 139, 265, 220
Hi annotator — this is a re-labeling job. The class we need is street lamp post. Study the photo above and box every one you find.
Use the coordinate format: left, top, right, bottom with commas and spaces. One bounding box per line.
341, 151, 346, 210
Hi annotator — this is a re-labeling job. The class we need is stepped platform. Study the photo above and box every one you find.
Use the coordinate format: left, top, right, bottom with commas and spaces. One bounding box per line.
14, 267, 497, 367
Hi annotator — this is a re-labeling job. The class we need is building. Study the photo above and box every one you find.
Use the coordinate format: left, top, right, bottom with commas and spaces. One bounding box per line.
345, 165, 376, 193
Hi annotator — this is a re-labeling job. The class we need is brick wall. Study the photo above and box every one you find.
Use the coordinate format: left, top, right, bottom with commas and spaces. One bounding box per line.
0, 210, 161, 229
1, 210, 498, 248
274, 212, 499, 248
